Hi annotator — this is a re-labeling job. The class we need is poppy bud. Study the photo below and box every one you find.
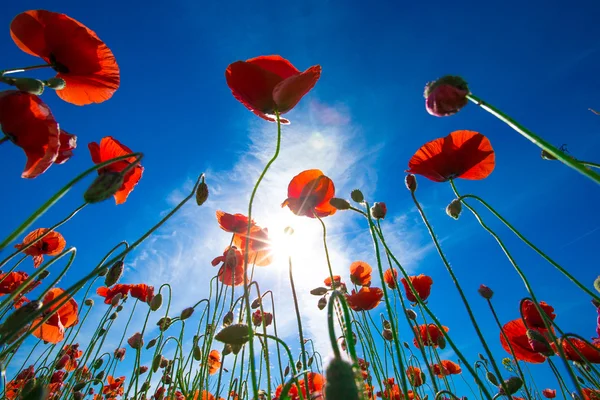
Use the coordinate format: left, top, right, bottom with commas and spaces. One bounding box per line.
308, 356, 314, 367
498, 376, 523, 396
146, 338, 157, 350
594, 276, 600, 293
141, 382, 150, 392
215, 324, 250, 345
180, 307, 194, 320
97, 267, 108, 277
486, 371, 498, 386
382, 329, 393, 341
424, 75, 469, 117
222, 344, 232, 356
56, 354, 69, 370
92, 358, 103, 370
98, 328, 106, 336
95, 371, 105, 380
137, 366, 148, 375
21, 381, 46, 399
195, 176, 209, 206
318, 296, 327, 310
206, 323, 213, 335
13, 77, 45, 95
150, 293, 163, 311
110, 293, 122, 307
116, 305, 123, 312
104, 260, 124, 287
437, 334, 447, 349
383, 320, 391, 330
157, 317, 171, 331
109, 312, 118, 320
284, 365, 290, 376
84, 172, 125, 204
38, 270, 50, 280
193, 345, 202, 361
223, 311, 234, 326
478, 284, 494, 300
325, 358, 360, 400
127, 332, 144, 349
44, 77, 66, 90
160, 357, 169, 368
0, 300, 42, 338
330, 198, 351, 210
296, 360, 302, 370
592, 299, 600, 308
446, 199, 462, 220
371, 202, 387, 219
405, 309, 417, 320
311, 287, 329, 296
73, 392, 84, 400
526, 329, 554, 356
161, 374, 171, 384
152, 354, 162, 372
351, 189, 364, 203
403, 341, 410, 349
73, 382, 87, 392
251, 297, 262, 309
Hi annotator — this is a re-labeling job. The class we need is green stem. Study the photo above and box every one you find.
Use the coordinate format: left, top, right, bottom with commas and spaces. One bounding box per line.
581, 161, 600, 170
467, 93, 600, 185
1, 64, 52, 75
288, 255, 310, 397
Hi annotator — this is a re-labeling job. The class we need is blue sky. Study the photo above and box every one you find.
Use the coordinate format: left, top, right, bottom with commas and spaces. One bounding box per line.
1, 0, 600, 397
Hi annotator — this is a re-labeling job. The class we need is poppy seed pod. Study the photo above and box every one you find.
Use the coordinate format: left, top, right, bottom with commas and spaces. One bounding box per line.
195, 176, 209, 206
104, 260, 124, 287
180, 307, 194, 320
350, 189, 364, 203
13, 78, 45, 95
84, 172, 125, 204
325, 358, 360, 400
44, 77, 66, 90
371, 202, 387, 219
150, 293, 163, 311
478, 284, 494, 300
424, 75, 469, 117
405, 174, 417, 193
330, 197, 351, 210
446, 199, 462, 220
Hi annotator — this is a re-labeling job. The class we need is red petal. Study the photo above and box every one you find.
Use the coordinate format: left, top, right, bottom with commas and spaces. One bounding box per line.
225, 61, 281, 120
499, 319, 546, 363
247, 55, 300, 79
273, 65, 321, 114
55, 130, 77, 165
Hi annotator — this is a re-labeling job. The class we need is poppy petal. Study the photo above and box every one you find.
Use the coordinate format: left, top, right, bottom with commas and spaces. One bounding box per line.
500, 319, 546, 363
247, 55, 300, 80
225, 61, 281, 120
273, 65, 321, 113
55, 130, 77, 165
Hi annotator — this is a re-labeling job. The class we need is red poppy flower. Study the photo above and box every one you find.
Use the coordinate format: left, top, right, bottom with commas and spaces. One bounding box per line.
583, 388, 600, 400
96, 284, 131, 305
13, 296, 30, 309
401, 274, 434, 303
129, 284, 154, 303
324, 275, 341, 287
432, 360, 462, 377
61, 343, 83, 371
226, 55, 320, 124
207, 349, 221, 375
282, 169, 337, 218
0, 272, 29, 296
406, 366, 424, 387
114, 347, 126, 361
521, 300, 556, 329
102, 375, 125, 397
274, 372, 324, 400
561, 337, 600, 363
10, 10, 120, 105
216, 211, 254, 233
252, 310, 273, 327
233, 225, 273, 267
88, 136, 143, 204
407, 130, 495, 182
413, 324, 449, 348
379, 378, 420, 400
15, 228, 66, 268
542, 389, 556, 399
499, 319, 547, 363
383, 268, 399, 289
211, 247, 245, 287
346, 287, 383, 311
349, 261, 372, 286
32, 288, 78, 344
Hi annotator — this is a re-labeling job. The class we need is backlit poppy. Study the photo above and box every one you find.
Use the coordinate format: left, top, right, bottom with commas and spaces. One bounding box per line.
0, 272, 29, 296
61, 343, 82, 371
413, 324, 449, 349
282, 169, 337, 218
561, 337, 600, 363
15, 228, 66, 268
349, 261, 372, 286
10, 10, 120, 105
56, 130, 77, 164
324, 275, 341, 287
499, 319, 547, 363
432, 360, 462, 377
583, 388, 600, 400
211, 247, 245, 287
32, 288, 78, 344
226, 55, 320, 123
384, 268, 399, 289
0, 91, 64, 178
88, 136, 143, 204
216, 211, 254, 233
102, 375, 125, 397
96, 284, 131, 305
274, 373, 325, 400
346, 287, 383, 311
406, 366, 424, 387
521, 300, 556, 329
542, 389, 556, 398
129, 284, 154, 303
407, 130, 495, 182
233, 225, 273, 267
401, 274, 434, 303
207, 349, 221, 375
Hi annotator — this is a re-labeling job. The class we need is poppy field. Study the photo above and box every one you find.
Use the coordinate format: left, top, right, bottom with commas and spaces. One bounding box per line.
2, 7, 600, 400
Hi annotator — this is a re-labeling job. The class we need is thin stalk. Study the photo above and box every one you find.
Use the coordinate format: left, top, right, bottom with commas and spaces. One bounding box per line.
1, 64, 52, 75
288, 255, 310, 397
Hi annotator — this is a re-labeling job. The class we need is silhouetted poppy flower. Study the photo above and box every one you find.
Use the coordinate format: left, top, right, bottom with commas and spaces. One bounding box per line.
0, 272, 29, 296
55, 130, 77, 164
432, 360, 462, 377
346, 287, 383, 311
401, 274, 434, 303
0, 91, 63, 178
207, 349, 221, 375
226, 55, 320, 123
211, 247, 245, 287
216, 211, 254, 233
324, 275, 341, 287
383, 268, 399, 289
102, 375, 125, 397
521, 300, 556, 329
406, 366, 424, 387
32, 288, 78, 344
542, 389, 556, 398
88, 136, 143, 204
96, 284, 131, 305
583, 388, 600, 400
407, 130, 495, 182
15, 228, 66, 268
561, 337, 600, 363
282, 169, 337, 218
349, 261, 372, 286
61, 343, 82, 371
499, 319, 547, 363
10, 10, 120, 105
233, 225, 273, 267
413, 324, 449, 348
129, 284, 154, 303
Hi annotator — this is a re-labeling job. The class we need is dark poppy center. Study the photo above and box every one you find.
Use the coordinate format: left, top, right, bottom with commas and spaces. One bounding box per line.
49, 53, 70, 74
41, 242, 50, 252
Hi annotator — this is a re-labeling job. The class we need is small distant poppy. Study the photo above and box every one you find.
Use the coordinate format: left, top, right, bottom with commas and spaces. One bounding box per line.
521, 300, 556, 329
324, 275, 341, 287
432, 360, 462, 377
11, 10, 120, 105
102, 375, 125, 397
216, 211, 254, 233
15, 228, 66, 268
96, 284, 131, 305
88, 136, 143, 205
61, 343, 82, 371
207, 349, 221, 375
226, 55, 321, 124
211, 247, 245, 287
0, 272, 29, 296
129, 284, 154, 303
406, 366, 424, 387
252, 309, 273, 327
32, 288, 78, 344
407, 130, 495, 182
274, 372, 324, 400
582, 388, 600, 400
114, 347, 126, 361
233, 225, 273, 267
349, 261, 372, 286
282, 169, 337, 218
413, 324, 449, 349
346, 287, 383, 311
401, 274, 434, 303
561, 337, 600, 364
542, 389, 556, 399
383, 268, 399, 289
499, 319, 547, 363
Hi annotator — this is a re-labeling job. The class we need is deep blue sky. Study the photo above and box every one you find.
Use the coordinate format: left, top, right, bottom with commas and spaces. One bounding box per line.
1, 0, 600, 397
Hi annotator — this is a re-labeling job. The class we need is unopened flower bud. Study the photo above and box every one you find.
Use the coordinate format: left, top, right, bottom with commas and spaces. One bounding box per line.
193, 345, 202, 361
92, 358, 104, 369
73, 392, 84, 400
498, 376, 523, 396
446, 199, 462, 220
116, 305, 123, 312
478, 284, 494, 300
146, 338, 157, 349
38, 270, 50, 280
486, 371, 498, 386
180, 307, 194, 320
371, 202, 387, 219
382, 329, 393, 341
157, 317, 171, 331
330, 198, 351, 210
0, 300, 42, 338
84, 299, 94, 307
127, 332, 144, 349
104, 260, 124, 287
152, 355, 162, 372
13, 78, 45, 95
97, 267, 108, 277
95, 371, 105, 381
403, 341, 410, 349
141, 382, 150, 392
405, 174, 417, 193
222, 344, 232, 356
318, 296, 327, 310
98, 328, 106, 337
84, 172, 124, 204
424, 75, 469, 117
296, 360, 302, 370
45, 77, 66, 90
405, 309, 417, 320
223, 311, 234, 326
251, 297, 262, 309
195, 176, 209, 206
383, 320, 391, 330
137, 366, 148, 375
109, 312, 118, 320
594, 276, 600, 294
73, 382, 87, 392
150, 293, 163, 311
110, 293, 122, 307
325, 358, 360, 400
350, 189, 364, 203
160, 357, 169, 368
437, 334, 446, 349
526, 329, 553, 356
